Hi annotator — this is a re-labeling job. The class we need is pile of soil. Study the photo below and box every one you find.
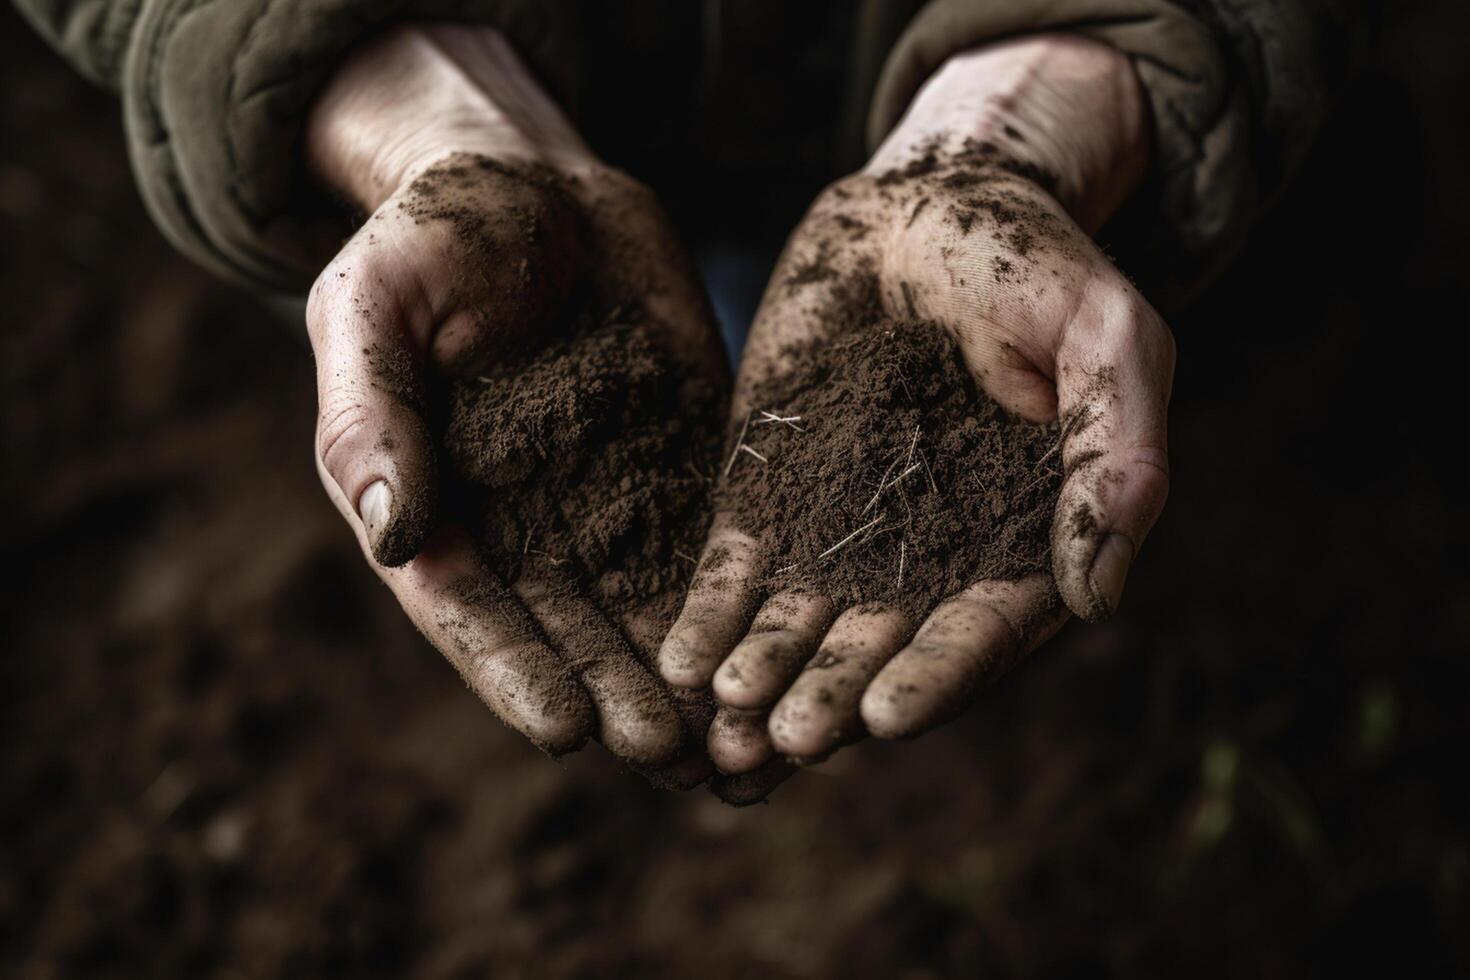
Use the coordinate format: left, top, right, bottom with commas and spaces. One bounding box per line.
443, 309, 723, 621
721, 295, 1063, 616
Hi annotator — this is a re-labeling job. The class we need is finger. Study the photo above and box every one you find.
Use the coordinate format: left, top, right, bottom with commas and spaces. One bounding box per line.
307, 262, 436, 567
319, 462, 593, 753
620, 605, 718, 739
614, 600, 715, 791
709, 759, 797, 807
862, 575, 1066, 739
658, 513, 765, 688
515, 567, 686, 769
713, 591, 836, 709
636, 744, 715, 793
1051, 288, 1174, 621
707, 706, 775, 774
769, 604, 913, 762
410, 549, 593, 756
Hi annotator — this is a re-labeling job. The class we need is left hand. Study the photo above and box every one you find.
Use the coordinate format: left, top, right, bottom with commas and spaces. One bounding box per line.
659, 35, 1177, 772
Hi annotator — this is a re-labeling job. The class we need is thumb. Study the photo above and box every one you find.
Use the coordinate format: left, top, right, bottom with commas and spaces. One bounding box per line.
1050, 281, 1174, 621
307, 263, 437, 567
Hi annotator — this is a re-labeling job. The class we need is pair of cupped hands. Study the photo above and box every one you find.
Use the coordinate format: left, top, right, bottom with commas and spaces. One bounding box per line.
305, 24, 1174, 801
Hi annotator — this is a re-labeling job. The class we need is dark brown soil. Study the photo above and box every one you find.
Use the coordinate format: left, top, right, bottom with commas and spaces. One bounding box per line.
722, 294, 1061, 616
443, 307, 723, 634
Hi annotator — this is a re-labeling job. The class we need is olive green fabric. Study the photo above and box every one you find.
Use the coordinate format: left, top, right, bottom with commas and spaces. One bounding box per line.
13, 0, 582, 292
865, 0, 1369, 304
13, 0, 1365, 301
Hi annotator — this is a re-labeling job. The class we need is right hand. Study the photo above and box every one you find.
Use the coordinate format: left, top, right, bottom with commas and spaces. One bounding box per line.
303, 24, 731, 785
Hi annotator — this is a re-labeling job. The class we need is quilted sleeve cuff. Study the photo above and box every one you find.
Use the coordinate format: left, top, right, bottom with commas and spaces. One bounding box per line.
119, 0, 581, 293
868, 0, 1251, 306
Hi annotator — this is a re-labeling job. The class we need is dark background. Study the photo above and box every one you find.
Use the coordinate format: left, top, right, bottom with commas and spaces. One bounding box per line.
2, 1, 1467, 977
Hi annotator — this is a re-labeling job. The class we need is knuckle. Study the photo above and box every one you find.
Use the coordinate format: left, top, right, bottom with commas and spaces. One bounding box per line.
812, 174, 873, 215
1129, 441, 1170, 480
1110, 301, 1152, 347
1127, 443, 1172, 511
1125, 298, 1176, 364
315, 395, 375, 474
307, 256, 353, 320
593, 164, 651, 200
576, 163, 655, 213
1155, 318, 1178, 373
306, 252, 390, 343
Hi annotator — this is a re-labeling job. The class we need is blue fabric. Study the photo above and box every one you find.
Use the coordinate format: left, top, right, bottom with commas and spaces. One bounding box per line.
696, 242, 778, 370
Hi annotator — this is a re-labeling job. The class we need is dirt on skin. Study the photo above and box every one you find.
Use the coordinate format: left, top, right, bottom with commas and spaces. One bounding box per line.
363, 341, 435, 567
721, 302, 1062, 618
397, 154, 585, 369
874, 134, 1064, 253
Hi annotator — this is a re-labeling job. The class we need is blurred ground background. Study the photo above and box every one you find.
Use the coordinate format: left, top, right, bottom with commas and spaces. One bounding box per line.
2, 2, 1467, 977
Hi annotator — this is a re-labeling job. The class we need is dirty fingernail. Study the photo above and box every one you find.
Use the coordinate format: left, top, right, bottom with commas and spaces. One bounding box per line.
1088, 532, 1134, 618
360, 480, 392, 551
659, 639, 704, 687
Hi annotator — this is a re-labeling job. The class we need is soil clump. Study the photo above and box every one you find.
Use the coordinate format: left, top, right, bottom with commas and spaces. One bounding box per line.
443, 312, 723, 623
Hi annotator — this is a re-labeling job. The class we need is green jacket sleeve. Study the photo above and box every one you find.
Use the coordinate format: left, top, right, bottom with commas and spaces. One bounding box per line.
862, 0, 1372, 306
12, 0, 138, 89
11, 0, 582, 293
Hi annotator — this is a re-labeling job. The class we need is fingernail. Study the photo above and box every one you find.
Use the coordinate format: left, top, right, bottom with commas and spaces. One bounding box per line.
360, 480, 392, 550
1087, 532, 1135, 618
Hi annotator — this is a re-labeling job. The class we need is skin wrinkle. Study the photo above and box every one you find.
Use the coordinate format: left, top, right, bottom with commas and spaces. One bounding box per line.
315, 404, 370, 466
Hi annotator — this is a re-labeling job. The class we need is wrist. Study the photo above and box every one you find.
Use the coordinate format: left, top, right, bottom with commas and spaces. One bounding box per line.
866, 34, 1151, 232
306, 23, 593, 212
